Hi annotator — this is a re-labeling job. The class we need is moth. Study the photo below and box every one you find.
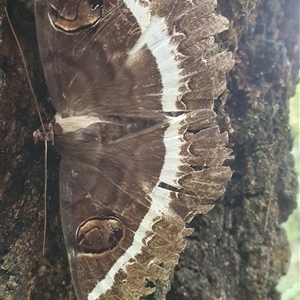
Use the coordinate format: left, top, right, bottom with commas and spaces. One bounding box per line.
34, 0, 234, 299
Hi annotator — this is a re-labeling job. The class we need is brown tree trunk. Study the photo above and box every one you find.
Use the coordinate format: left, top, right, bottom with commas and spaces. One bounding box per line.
0, 0, 298, 299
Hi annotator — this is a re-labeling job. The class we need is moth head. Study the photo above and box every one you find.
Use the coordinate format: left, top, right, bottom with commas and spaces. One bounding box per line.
33, 123, 55, 144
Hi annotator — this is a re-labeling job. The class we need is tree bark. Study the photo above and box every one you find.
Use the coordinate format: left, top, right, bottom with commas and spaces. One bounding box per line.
0, 0, 298, 299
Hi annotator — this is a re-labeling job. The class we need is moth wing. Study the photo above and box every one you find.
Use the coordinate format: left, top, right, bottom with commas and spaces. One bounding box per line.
59, 110, 232, 299
35, 0, 233, 116
34, 0, 234, 299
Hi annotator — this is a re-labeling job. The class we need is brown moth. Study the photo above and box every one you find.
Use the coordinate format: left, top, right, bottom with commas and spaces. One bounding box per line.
34, 0, 234, 299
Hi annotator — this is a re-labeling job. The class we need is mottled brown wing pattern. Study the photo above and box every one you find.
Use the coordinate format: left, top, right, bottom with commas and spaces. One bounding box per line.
34, 0, 234, 299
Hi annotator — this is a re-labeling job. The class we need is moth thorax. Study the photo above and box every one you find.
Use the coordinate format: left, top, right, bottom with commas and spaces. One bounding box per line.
54, 114, 102, 134
52, 114, 104, 163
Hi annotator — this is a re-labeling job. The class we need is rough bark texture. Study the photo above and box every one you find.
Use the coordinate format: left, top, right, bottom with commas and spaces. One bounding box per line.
0, 0, 299, 299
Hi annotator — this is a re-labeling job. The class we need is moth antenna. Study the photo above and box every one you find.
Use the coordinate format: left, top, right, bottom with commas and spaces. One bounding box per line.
4, 8, 45, 131
42, 142, 48, 255
5, 7, 48, 255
